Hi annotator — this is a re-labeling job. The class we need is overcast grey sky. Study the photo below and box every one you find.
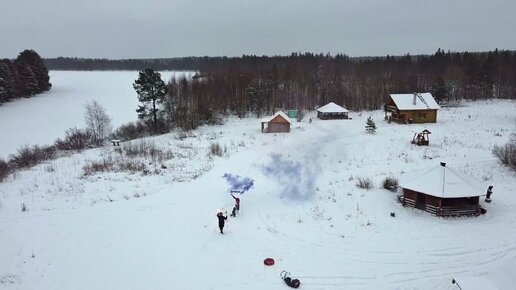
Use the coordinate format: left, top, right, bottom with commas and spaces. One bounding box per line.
1, 0, 515, 59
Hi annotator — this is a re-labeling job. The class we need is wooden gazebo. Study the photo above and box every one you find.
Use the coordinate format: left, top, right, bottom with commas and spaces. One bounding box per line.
261, 111, 291, 133
316, 102, 349, 120
398, 162, 483, 217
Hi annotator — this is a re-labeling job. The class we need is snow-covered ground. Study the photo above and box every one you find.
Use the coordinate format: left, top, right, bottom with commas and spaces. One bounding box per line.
0, 71, 192, 159
0, 90, 515, 289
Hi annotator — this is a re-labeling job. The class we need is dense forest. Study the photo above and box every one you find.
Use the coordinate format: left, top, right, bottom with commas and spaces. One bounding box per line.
0, 50, 51, 104
41, 49, 516, 130
160, 49, 516, 129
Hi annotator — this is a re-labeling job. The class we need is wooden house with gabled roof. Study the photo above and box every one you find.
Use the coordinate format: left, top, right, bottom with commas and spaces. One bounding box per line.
261, 111, 291, 133
385, 92, 440, 123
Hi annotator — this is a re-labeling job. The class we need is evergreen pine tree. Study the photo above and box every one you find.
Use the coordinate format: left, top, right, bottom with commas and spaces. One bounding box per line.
0, 60, 15, 103
13, 60, 38, 97
16, 50, 51, 93
1, 59, 20, 100
365, 116, 377, 134
133, 68, 168, 133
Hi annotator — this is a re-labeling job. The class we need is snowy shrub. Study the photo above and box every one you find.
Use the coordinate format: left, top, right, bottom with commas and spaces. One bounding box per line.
210, 142, 224, 156
0, 158, 10, 182
44, 165, 55, 172
121, 139, 173, 162
55, 127, 94, 150
176, 130, 197, 140
83, 158, 115, 175
118, 160, 146, 173
9, 144, 57, 169
83, 158, 147, 176
492, 139, 516, 170
356, 177, 373, 190
382, 176, 399, 192
206, 113, 224, 126
112, 121, 147, 141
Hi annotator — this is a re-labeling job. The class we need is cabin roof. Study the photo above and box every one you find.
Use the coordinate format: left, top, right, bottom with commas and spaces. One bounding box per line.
261, 111, 292, 124
389, 93, 440, 110
317, 102, 349, 113
399, 163, 483, 198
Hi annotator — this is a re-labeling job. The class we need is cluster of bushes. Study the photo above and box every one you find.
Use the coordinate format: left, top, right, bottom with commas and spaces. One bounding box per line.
118, 139, 173, 161
83, 139, 173, 176
0, 127, 102, 182
55, 128, 95, 150
492, 138, 516, 171
83, 157, 147, 176
356, 176, 399, 192
209, 142, 226, 157
0, 144, 57, 182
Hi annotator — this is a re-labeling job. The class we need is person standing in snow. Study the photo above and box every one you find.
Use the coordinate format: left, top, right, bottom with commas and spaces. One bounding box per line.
217, 211, 228, 234
485, 185, 493, 202
230, 191, 241, 216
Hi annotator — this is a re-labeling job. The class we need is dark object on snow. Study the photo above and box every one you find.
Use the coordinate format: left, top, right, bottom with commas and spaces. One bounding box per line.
264, 258, 275, 266
217, 212, 227, 234
480, 207, 487, 214
281, 271, 300, 288
230, 206, 237, 217
485, 185, 493, 203
390, 212, 396, 217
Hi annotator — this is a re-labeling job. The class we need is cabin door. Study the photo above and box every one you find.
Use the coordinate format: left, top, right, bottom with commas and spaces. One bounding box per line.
416, 193, 426, 210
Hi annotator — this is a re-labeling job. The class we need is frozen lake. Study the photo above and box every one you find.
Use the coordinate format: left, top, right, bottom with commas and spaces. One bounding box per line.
0, 71, 191, 158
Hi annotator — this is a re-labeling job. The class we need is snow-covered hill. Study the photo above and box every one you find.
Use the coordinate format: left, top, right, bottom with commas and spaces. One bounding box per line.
0, 100, 515, 290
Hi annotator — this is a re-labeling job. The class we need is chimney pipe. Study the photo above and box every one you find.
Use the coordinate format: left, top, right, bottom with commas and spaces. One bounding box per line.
413, 92, 417, 105
440, 162, 446, 167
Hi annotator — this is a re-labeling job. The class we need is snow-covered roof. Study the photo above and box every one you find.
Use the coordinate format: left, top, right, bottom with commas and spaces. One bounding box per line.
261, 111, 292, 124
389, 93, 440, 110
399, 163, 483, 198
453, 257, 516, 290
317, 102, 349, 113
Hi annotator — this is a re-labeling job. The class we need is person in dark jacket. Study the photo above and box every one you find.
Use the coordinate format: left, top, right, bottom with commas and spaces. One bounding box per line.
485, 185, 493, 202
217, 211, 228, 234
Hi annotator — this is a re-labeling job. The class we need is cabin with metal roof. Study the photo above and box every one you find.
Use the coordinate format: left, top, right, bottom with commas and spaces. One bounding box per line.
385, 93, 440, 123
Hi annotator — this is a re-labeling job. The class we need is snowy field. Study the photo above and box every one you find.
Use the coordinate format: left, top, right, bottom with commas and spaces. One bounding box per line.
0, 91, 515, 289
0, 71, 192, 159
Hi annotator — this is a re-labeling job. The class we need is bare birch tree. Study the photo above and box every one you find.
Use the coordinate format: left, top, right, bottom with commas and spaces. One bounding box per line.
84, 100, 112, 145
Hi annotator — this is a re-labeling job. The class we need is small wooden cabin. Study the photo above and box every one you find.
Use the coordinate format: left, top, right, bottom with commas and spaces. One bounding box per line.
261, 111, 291, 133
317, 102, 349, 120
398, 162, 483, 217
385, 93, 440, 123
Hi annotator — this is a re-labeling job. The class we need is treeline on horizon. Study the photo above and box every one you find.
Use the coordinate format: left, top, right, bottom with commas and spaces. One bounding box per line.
0, 50, 51, 104
161, 49, 516, 129
44, 50, 516, 116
